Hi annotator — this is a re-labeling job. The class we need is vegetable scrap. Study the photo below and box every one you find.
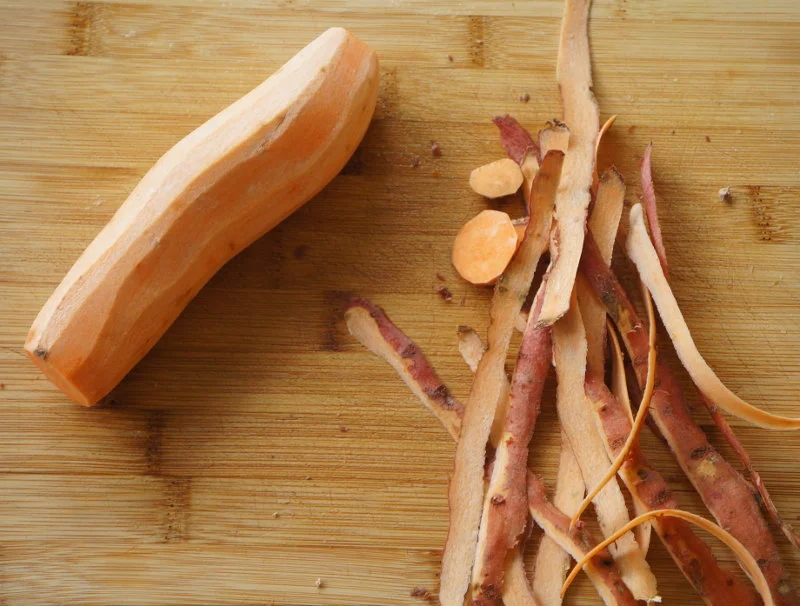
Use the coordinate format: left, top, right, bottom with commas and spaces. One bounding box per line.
346, 0, 799, 603
436, 286, 454, 302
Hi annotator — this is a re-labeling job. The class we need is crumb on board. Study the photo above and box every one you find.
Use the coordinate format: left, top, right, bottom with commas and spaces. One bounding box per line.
718, 187, 731, 202
519, 93, 530, 103
436, 273, 446, 282
705, 135, 712, 143
411, 155, 421, 168
272, 512, 280, 519
628, 124, 637, 134
315, 578, 324, 588
410, 587, 434, 601
436, 286, 453, 302
431, 141, 442, 157
447, 54, 453, 62
339, 425, 349, 433
671, 129, 676, 135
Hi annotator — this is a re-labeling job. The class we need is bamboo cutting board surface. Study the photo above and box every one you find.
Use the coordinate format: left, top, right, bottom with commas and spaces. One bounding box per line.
1, 0, 799, 603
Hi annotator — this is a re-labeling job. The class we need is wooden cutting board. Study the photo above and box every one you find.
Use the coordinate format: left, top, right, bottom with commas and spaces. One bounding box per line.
1, 0, 798, 603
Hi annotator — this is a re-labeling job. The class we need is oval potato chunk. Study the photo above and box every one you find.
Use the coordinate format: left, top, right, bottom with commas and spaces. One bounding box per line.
452, 209, 520, 285
469, 158, 524, 198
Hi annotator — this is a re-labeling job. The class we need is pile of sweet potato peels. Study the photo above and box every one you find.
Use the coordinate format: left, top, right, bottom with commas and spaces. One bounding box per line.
346, 0, 799, 604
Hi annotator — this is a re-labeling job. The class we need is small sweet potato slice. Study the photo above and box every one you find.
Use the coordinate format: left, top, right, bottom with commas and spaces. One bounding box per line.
470, 158, 525, 198
452, 210, 520, 285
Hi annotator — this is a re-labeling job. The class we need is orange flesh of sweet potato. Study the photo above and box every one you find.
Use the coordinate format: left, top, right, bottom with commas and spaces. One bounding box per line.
440, 151, 563, 605
470, 158, 525, 199
452, 210, 521, 285
25, 28, 379, 406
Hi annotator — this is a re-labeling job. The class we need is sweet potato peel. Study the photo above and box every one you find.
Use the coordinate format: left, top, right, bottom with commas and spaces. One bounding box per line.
441, 151, 563, 605
472, 292, 551, 605
608, 327, 649, 553
571, 286, 657, 528
633, 181, 800, 551
579, 233, 798, 605
345, 300, 535, 603
537, 0, 600, 327
344, 299, 462, 439
348, 299, 635, 605
626, 203, 800, 430
584, 369, 761, 605
538, 120, 571, 155
552, 294, 658, 601
532, 436, 585, 606
459, 328, 635, 606
527, 474, 637, 606
702, 393, 800, 551
562, 509, 774, 606
640, 144, 669, 279
578, 167, 625, 380
493, 114, 540, 165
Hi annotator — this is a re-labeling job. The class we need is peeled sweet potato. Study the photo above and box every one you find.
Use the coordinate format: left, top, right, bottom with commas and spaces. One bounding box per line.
25, 28, 379, 406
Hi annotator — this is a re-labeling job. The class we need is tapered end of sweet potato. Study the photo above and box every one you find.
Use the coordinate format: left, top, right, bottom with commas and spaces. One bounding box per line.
452, 210, 520, 285
23, 335, 94, 406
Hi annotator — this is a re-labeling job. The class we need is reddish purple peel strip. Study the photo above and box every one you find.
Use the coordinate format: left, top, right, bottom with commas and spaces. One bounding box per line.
702, 394, 800, 551
346, 297, 463, 419
640, 144, 669, 278
527, 474, 636, 606
473, 294, 551, 605
493, 115, 540, 165
584, 375, 762, 604
579, 235, 798, 606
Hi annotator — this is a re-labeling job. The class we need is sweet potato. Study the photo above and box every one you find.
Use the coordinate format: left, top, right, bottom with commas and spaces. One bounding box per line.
440, 151, 563, 606
26, 28, 379, 406
452, 210, 521, 285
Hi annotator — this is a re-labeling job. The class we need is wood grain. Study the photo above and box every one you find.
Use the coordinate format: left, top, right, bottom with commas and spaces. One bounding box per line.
0, 0, 798, 603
